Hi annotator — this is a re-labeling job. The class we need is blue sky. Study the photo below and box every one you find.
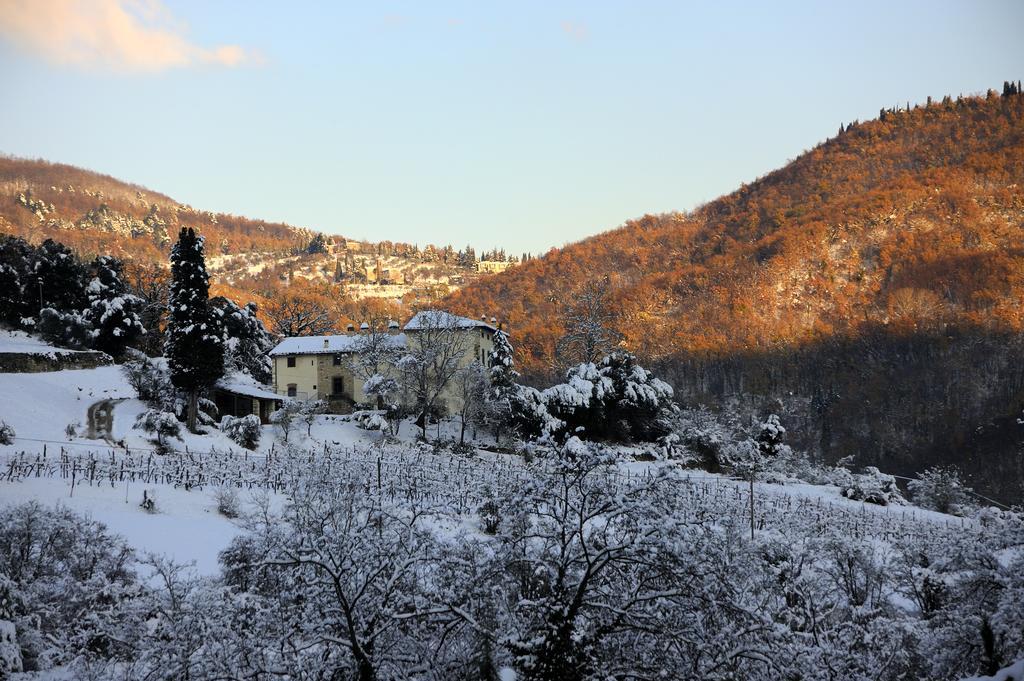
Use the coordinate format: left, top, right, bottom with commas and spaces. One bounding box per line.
0, 1, 1021, 254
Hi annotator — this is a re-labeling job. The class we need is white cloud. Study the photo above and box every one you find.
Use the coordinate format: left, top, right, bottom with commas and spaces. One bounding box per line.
0, 0, 259, 73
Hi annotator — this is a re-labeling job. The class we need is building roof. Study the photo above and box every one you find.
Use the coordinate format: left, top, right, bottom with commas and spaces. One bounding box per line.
268, 311, 496, 358
269, 333, 407, 357
215, 372, 284, 401
403, 310, 497, 332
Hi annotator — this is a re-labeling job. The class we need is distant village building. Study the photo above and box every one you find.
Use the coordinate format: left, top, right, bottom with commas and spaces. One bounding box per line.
268, 311, 499, 414
476, 260, 512, 274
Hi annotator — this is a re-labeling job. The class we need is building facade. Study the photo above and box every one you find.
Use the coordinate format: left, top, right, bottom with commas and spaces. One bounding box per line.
269, 311, 499, 415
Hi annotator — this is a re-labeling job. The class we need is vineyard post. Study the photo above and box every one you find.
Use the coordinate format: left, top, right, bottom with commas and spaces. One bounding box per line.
749, 477, 755, 540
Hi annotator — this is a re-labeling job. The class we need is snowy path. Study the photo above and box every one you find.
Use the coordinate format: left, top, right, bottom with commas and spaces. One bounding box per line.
86, 398, 125, 441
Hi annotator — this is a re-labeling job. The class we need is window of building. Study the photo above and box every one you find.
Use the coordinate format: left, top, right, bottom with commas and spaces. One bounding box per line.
287, 384, 297, 397
333, 354, 342, 366
286, 356, 296, 368
332, 376, 344, 396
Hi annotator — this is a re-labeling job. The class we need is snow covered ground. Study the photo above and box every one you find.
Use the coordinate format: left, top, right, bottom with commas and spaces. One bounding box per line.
0, 478, 259, 576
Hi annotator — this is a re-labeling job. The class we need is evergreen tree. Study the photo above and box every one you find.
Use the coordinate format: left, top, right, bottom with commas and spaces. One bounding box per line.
212, 297, 274, 384
755, 414, 789, 459
84, 256, 145, 357
0, 235, 33, 326
307, 233, 327, 254
32, 239, 88, 315
165, 227, 224, 432
486, 330, 519, 436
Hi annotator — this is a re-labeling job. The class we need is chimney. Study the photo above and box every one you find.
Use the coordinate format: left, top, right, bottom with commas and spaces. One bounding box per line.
490, 316, 497, 326
360, 322, 369, 334
346, 323, 355, 333
387, 320, 400, 335
322, 338, 329, 349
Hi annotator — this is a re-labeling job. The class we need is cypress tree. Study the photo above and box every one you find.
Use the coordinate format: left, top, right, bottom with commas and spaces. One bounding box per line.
165, 227, 224, 432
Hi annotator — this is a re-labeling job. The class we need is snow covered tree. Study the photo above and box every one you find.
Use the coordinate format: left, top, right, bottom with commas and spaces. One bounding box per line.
83, 256, 144, 357
0, 235, 33, 326
399, 311, 472, 440
36, 307, 91, 349
543, 351, 674, 442
755, 413, 789, 458
346, 312, 402, 409
484, 330, 519, 437
270, 400, 303, 443
31, 239, 88, 317
299, 398, 327, 436
220, 414, 261, 450
212, 297, 274, 384
134, 409, 182, 446
165, 227, 224, 432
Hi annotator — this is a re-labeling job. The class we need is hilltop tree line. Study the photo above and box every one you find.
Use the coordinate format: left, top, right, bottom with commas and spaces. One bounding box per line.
443, 87, 1024, 503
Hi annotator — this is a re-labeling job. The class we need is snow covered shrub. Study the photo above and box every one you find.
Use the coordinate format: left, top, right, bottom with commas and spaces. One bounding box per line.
220, 414, 261, 449
0, 420, 14, 445
838, 466, 906, 506
36, 307, 92, 350
0, 619, 21, 675
64, 421, 80, 438
477, 487, 501, 534
139, 489, 156, 513
133, 409, 181, 447
353, 409, 389, 431
666, 405, 734, 470
543, 351, 675, 442
120, 349, 175, 409
0, 503, 136, 672
908, 466, 976, 516
213, 486, 241, 519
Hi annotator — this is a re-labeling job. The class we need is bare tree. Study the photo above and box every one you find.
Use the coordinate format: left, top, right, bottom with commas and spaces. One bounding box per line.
554, 276, 623, 369
398, 310, 471, 440
455, 361, 490, 445
263, 289, 335, 337
347, 309, 402, 409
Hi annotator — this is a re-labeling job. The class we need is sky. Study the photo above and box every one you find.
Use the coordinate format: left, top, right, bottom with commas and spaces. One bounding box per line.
0, 1, 1022, 255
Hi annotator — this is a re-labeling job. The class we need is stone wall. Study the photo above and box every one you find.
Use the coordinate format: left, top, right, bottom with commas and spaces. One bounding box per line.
0, 350, 112, 373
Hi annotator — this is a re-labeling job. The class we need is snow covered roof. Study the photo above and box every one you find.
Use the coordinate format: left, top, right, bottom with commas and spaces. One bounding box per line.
403, 310, 497, 332
269, 333, 407, 357
215, 372, 284, 401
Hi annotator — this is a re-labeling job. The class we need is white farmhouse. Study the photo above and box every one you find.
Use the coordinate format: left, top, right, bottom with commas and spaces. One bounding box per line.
269, 310, 499, 414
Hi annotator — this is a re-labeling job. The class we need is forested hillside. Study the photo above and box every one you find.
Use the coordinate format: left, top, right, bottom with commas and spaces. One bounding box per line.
446, 88, 1024, 502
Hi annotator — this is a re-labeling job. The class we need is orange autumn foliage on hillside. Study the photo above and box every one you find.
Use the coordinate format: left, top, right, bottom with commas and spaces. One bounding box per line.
445, 92, 1024, 375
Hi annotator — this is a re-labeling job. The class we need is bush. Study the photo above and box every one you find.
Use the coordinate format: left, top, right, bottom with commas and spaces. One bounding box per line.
133, 409, 181, 446
213, 486, 241, 518
120, 350, 175, 409
908, 466, 976, 516
0, 503, 136, 670
353, 409, 388, 431
36, 307, 92, 350
139, 489, 156, 513
220, 414, 261, 449
0, 421, 14, 445
837, 466, 906, 506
